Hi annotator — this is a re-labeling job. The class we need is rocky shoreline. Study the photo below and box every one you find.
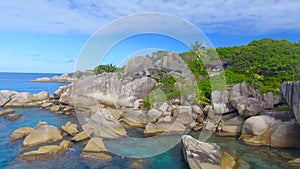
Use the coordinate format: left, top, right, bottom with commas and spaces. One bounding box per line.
2, 53, 300, 168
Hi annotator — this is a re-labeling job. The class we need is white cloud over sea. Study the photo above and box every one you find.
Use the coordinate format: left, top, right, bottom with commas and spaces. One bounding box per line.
0, 0, 300, 35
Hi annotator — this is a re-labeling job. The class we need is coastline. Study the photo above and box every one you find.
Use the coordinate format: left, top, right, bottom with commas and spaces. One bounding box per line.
1, 53, 300, 169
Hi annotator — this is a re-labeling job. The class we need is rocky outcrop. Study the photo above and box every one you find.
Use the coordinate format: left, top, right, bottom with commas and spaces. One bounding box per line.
125, 56, 153, 74
182, 135, 244, 169
174, 106, 194, 125
31, 77, 52, 82
81, 137, 112, 161
22, 122, 63, 149
288, 158, 300, 167
144, 121, 185, 136
269, 119, 300, 148
230, 96, 264, 118
239, 115, 280, 146
0, 90, 49, 107
239, 112, 300, 148
10, 127, 34, 140
147, 108, 163, 123
211, 82, 280, 116
154, 52, 192, 78
62, 73, 121, 107
5, 113, 22, 120
280, 82, 300, 124
118, 77, 157, 107
33, 91, 49, 101
19, 140, 72, 161
217, 115, 244, 137
62, 73, 157, 108
87, 110, 127, 139
61, 121, 79, 136
121, 110, 148, 127
0, 90, 17, 107
259, 92, 282, 109
0, 108, 15, 116
211, 90, 235, 114
72, 131, 90, 142
31, 71, 94, 83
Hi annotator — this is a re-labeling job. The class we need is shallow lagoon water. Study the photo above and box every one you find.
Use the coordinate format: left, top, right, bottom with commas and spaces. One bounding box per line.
1, 108, 300, 168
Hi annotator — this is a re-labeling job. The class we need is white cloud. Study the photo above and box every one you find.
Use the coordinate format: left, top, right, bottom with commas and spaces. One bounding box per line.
0, 0, 299, 35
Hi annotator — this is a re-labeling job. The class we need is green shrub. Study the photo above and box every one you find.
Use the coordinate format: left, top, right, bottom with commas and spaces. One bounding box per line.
94, 64, 117, 75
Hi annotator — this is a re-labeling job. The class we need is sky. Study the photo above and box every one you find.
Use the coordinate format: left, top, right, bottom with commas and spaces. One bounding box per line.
0, 0, 300, 73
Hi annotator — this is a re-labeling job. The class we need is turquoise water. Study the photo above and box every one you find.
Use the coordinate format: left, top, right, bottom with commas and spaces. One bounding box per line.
1, 108, 299, 169
207, 136, 300, 169
1, 108, 189, 169
0, 72, 67, 94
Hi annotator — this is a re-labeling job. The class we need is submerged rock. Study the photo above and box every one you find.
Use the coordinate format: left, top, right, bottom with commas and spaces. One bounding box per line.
5, 113, 22, 120
10, 127, 34, 140
182, 135, 244, 169
288, 157, 300, 167
81, 137, 112, 161
22, 122, 63, 149
19, 140, 72, 161
0, 108, 15, 116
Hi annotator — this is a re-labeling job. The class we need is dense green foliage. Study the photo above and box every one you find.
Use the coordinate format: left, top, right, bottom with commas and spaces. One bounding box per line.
179, 38, 300, 104
216, 46, 239, 59
94, 64, 117, 75
230, 38, 300, 93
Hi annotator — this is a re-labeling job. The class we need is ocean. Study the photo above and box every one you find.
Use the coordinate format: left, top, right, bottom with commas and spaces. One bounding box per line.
0, 72, 68, 94
0, 72, 300, 169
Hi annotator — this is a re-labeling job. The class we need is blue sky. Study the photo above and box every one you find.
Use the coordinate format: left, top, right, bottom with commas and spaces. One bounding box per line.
0, 0, 299, 73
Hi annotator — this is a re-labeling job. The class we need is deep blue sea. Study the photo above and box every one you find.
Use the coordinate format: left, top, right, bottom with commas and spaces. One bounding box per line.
0, 72, 300, 169
0, 72, 68, 94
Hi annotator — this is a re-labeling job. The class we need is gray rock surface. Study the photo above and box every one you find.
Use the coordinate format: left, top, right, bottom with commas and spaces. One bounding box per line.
118, 77, 156, 107
22, 122, 63, 149
88, 110, 127, 139
0, 90, 17, 107
125, 56, 153, 74
230, 96, 264, 117
154, 52, 192, 78
182, 135, 244, 169
281, 82, 300, 124
211, 90, 235, 114
270, 119, 300, 148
